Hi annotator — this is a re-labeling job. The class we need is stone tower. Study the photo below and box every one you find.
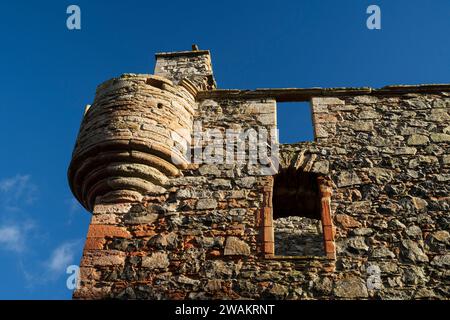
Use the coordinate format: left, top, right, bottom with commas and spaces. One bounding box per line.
68, 48, 450, 299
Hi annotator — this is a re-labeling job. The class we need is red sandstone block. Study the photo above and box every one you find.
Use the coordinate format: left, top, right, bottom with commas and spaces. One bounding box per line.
207, 250, 221, 257
84, 237, 106, 250
321, 204, 332, 226
262, 193, 272, 207
326, 252, 336, 260
167, 291, 186, 300
73, 282, 111, 300
323, 225, 334, 241
262, 242, 274, 255
335, 214, 362, 228
79, 267, 100, 281
262, 226, 274, 242
133, 229, 157, 237
321, 190, 332, 199
87, 224, 131, 239
262, 210, 273, 226
80, 250, 126, 267
324, 240, 336, 255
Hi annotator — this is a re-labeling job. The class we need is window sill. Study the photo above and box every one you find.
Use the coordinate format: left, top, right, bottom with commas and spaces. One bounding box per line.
263, 254, 335, 261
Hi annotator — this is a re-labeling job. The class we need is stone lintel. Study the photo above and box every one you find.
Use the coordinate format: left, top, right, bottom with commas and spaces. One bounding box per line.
155, 50, 211, 58
197, 84, 450, 102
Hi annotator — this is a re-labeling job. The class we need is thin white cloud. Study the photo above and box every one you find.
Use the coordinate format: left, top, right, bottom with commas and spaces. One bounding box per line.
0, 174, 38, 211
21, 239, 83, 288
47, 240, 81, 274
0, 175, 83, 290
0, 174, 39, 254
0, 221, 36, 253
0, 225, 23, 252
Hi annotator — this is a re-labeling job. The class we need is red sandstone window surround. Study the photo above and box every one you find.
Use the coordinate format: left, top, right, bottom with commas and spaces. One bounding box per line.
259, 174, 336, 259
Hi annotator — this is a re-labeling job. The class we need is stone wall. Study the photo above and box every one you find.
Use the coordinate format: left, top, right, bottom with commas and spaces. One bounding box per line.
70, 49, 450, 300
154, 50, 216, 90
274, 217, 324, 256
308, 94, 450, 299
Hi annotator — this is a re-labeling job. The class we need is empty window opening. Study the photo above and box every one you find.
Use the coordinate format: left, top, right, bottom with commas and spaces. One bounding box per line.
276, 102, 314, 144
272, 168, 325, 257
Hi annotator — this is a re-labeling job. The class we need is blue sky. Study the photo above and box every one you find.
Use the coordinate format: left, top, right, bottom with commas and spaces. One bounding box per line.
0, 0, 449, 299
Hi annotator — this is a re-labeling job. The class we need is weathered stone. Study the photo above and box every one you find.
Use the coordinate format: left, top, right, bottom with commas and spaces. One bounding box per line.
91, 213, 119, 225
81, 250, 126, 267
402, 266, 427, 286
395, 147, 417, 155
123, 212, 159, 225
312, 160, 329, 174
148, 232, 179, 250
256, 113, 276, 125
314, 124, 329, 138
443, 155, 450, 165
368, 168, 394, 184
177, 275, 200, 286
196, 198, 218, 210
265, 284, 288, 299
370, 247, 396, 259
123, 204, 162, 225
337, 171, 361, 187
430, 254, 450, 267
430, 133, 450, 143
347, 237, 369, 252
205, 280, 223, 292
400, 240, 429, 263
198, 164, 221, 176
211, 179, 232, 189
406, 226, 423, 238
407, 134, 430, 146
351, 121, 374, 132
334, 276, 368, 298
204, 260, 242, 278
141, 252, 170, 269
312, 277, 333, 295
358, 110, 380, 119
312, 97, 345, 105
353, 96, 378, 104
224, 237, 250, 256
411, 197, 428, 211
346, 201, 371, 214
430, 230, 450, 243
414, 288, 437, 299
388, 219, 406, 230
336, 214, 362, 228
235, 177, 256, 188
434, 173, 450, 182
350, 228, 374, 236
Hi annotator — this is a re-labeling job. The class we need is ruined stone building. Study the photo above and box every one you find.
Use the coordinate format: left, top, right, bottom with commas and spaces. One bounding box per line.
68, 48, 450, 300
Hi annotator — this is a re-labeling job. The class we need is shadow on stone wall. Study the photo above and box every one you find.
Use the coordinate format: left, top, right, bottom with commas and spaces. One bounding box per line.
274, 216, 325, 256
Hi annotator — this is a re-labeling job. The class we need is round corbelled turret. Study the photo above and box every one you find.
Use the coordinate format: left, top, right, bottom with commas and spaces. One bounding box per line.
68, 74, 196, 211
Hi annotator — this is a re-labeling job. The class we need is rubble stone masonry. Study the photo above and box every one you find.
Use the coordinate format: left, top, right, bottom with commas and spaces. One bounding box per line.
68, 48, 450, 300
